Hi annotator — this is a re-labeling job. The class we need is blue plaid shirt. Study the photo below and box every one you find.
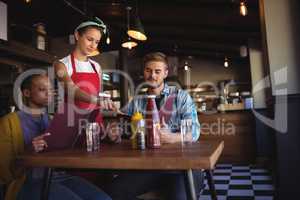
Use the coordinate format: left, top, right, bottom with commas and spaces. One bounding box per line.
122, 84, 200, 141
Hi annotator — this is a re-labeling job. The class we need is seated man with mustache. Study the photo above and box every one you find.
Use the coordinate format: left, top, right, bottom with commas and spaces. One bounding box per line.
106, 52, 203, 200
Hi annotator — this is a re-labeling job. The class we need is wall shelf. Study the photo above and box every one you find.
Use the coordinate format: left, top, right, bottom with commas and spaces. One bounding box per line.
0, 40, 56, 65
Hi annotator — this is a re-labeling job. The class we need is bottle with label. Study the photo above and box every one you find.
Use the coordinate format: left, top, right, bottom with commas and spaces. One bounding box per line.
130, 112, 143, 149
145, 95, 161, 149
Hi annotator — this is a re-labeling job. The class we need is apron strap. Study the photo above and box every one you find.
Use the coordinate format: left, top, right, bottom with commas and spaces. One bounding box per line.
70, 53, 98, 75
70, 53, 76, 73
70, 54, 101, 91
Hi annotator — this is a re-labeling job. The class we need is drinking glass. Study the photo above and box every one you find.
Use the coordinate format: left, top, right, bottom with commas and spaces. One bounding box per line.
86, 122, 100, 152
180, 119, 193, 146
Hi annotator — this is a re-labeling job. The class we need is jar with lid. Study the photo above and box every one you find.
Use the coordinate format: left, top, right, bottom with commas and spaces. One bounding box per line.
34, 23, 47, 50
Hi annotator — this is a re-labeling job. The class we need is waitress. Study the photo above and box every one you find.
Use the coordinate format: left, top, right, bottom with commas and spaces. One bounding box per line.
53, 17, 115, 128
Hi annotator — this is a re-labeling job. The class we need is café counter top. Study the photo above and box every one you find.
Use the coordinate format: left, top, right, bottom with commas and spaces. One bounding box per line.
198, 110, 256, 164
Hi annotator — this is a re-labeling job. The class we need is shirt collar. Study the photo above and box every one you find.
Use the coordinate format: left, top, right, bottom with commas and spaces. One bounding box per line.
144, 83, 171, 96
161, 83, 171, 95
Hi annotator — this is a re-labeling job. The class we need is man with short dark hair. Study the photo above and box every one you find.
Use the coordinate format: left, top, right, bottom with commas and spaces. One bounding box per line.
0, 73, 111, 200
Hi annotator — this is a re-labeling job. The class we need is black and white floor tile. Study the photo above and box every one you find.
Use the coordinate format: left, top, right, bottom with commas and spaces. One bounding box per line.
200, 164, 275, 200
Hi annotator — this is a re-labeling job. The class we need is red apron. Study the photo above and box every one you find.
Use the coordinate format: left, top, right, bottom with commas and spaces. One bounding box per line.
70, 54, 103, 125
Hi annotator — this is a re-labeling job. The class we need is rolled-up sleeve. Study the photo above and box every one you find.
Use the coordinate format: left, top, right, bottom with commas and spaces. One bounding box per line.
177, 90, 201, 141
120, 100, 133, 116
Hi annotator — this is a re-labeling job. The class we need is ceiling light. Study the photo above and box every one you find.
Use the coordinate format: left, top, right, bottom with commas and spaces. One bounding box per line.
106, 28, 111, 44
184, 61, 189, 71
240, 1, 248, 16
89, 49, 100, 57
224, 57, 229, 68
122, 6, 138, 49
127, 16, 147, 41
127, 1, 147, 41
121, 36, 137, 49
106, 37, 110, 44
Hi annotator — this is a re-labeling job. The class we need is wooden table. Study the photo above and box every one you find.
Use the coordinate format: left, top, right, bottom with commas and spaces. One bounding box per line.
17, 140, 224, 200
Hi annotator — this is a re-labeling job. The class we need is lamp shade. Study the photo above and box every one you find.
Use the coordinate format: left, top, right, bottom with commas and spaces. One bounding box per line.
127, 16, 147, 41
240, 1, 248, 16
121, 36, 138, 49
89, 49, 100, 57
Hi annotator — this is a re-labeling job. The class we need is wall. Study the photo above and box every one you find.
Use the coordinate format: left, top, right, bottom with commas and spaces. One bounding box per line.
260, 0, 300, 199
262, 0, 300, 95
50, 36, 118, 70
249, 40, 267, 109
178, 57, 251, 87
0, 65, 13, 85
49, 36, 73, 59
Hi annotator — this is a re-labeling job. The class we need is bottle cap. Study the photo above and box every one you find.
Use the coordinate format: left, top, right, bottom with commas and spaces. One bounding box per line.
146, 95, 156, 98
137, 119, 145, 127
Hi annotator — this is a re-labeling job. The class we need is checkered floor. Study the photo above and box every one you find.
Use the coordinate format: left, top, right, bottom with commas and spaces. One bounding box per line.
200, 164, 275, 200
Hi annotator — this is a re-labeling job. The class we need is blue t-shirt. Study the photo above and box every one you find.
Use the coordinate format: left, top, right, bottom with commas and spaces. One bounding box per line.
17, 111, 49, 146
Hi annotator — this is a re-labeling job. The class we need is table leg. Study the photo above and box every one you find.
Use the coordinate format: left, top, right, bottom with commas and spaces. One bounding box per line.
205, 169, 218, 200
41, 168, 53, 200
184, 169, 197, 200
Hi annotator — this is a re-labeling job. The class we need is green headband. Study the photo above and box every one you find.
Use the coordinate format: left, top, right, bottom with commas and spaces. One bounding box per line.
75, 17, 107, 35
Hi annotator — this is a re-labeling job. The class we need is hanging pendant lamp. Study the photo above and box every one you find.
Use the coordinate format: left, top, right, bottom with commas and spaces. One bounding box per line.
121, 36, 137, 49
240, 1, 248, 16
122, 6, 138, 49
127, 0, 147, 41
127, 15, 147, 41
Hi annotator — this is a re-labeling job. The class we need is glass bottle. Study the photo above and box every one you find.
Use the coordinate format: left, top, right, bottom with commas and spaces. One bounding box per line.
145, 95, 161, 148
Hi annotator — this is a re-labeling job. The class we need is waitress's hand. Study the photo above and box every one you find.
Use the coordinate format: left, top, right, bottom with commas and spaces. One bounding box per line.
98, 98, 117, 112
32, 132, 51, 152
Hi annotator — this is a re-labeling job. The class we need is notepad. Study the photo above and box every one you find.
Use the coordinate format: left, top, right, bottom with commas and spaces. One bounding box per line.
44, 103, 90, 151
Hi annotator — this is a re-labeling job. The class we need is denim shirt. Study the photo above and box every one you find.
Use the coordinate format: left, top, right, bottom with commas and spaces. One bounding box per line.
122, 84, 200, 141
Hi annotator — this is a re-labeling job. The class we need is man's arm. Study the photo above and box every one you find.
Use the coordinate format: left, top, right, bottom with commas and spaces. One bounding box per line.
0, 113, 24, 183
160, 90, 200, 144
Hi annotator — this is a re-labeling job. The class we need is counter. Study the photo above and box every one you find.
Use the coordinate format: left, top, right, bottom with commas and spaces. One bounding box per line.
199, 110, 256, 164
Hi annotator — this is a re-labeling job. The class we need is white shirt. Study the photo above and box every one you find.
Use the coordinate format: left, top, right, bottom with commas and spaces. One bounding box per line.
59, 55, 101, 77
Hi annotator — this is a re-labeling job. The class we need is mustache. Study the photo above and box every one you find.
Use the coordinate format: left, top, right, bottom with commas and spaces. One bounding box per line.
146, 78, 157, 81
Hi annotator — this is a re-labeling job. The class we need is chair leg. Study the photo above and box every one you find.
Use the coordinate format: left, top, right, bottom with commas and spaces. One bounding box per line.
41, 168, 53, 200
205, 169, 218, 200
184, 169, 197, 200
